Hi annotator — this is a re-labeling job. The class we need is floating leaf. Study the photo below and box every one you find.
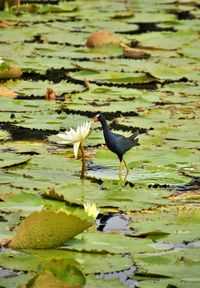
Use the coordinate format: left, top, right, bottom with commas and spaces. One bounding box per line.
0, 272, 35, 288
128, 207, 200, 243
135, 248, 200, 284
10, 208, 96, 249
0, 66, 22, 79
0, 86, 17, 98
86, 30, 122, 48
62, 232, 161, 255
89, 148, 193, 185
0, 129, 10, 141
0, 152, 31, 168
57, 180, 173, 212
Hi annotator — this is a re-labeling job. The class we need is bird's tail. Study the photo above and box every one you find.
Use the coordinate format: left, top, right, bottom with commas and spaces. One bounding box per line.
130, 130, 139, 146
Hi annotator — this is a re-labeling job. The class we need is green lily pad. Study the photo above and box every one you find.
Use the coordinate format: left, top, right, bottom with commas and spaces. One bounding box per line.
0, 79, 84, 98
32, 43, 123, 59
0, 129, 10, 141
128, 207, 200, 243
0, 97, 61, 113
128, 30, 197, 50
71, 59, 191, 81
55, 180, 173, 212
135, 277, 200, 288
134, 248, 200, 284
0, 248, 133, 274
0, 152, 31, 168
86, 275, 126, 288
0, 272, 36, 288
0, 99, 89, 130
12, 111, 88, 131
61, 84, 160, 113
89, 148, 194, 184
69, 70, 156, 84
62, 232, 164, 254
10, 207, 95, 249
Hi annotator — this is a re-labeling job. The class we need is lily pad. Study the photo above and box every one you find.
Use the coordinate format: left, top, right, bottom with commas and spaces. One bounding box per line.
69, 70, 156, 85
0, 129, 10, 141
0, 151, 31, 168
1, 79, 84, 98
62, 232, 163, 254
134, 248, 200, 285
10, 207, 96, 249
0, 63, 22, 79
0, 248, 133, 274
56, 180, 173, 212
0, 272, 35, 288
89, 148, 194, 184
128, 206, 200, 243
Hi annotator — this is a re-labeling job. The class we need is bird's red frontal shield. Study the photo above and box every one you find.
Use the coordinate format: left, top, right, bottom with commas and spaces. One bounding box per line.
93, 116, 99, 122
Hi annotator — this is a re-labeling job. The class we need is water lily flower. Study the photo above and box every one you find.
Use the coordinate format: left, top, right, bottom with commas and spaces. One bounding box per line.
84, 203, 99, 219
57, 121, 91, 179
0, 57, 4, 65
58, 121, 91, 159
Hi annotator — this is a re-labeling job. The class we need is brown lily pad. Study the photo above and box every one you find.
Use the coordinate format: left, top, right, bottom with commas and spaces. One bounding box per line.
0, 66, 22, 79
123, 47, 150, 59
45, 87, 57, 100
86, 30, 122, 48
0, 20, 14, 28
0, 86, 18, 98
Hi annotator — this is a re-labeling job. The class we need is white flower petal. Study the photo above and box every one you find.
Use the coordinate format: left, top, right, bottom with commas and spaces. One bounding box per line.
0, 57, 4, 65
84, 203, 99, 219
73, 142, 80, 159
57, 121, 91, 148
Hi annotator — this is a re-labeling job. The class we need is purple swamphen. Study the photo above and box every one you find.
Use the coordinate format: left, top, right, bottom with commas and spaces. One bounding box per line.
93, 114, 139, 181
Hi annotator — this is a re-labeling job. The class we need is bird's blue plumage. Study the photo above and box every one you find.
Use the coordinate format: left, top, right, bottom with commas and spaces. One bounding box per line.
96, 114, 139, 162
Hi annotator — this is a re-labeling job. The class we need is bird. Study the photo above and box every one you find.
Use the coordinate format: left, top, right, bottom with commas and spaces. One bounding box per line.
93, 113, 139, 181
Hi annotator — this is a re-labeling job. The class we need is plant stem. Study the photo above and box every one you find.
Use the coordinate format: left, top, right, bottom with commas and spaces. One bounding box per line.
80, 143, 86, 179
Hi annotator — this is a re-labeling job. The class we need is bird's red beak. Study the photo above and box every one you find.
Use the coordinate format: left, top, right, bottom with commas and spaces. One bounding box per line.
93, 116, 99, 122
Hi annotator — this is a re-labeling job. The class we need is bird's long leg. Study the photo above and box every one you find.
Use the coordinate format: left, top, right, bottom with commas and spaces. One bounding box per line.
118, 161, 123, 182
123, 159, 130, 182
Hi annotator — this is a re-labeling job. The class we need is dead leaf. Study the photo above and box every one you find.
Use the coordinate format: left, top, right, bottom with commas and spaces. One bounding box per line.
123, 47, 150, 59
86, 30, 122, 48
0, 67, 22, 79
83, 78, 89, 89
0, 237, 13, 248
0, 20, 14, 28
45, 88, 57, 100
0, 86, 18, 98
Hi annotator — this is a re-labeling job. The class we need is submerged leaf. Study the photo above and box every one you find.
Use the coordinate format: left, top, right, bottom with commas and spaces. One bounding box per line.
23, 271, 78, 288
22, 260, 85, 288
